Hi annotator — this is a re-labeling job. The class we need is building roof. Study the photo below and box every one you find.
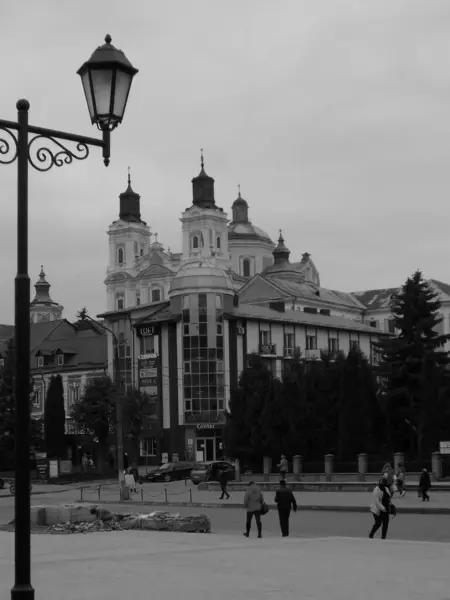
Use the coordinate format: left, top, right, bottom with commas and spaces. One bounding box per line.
169, 259, 234, 296
31, 323, 107, 372
0, 324, 14, 341
228, 222, 273, 243
225, 304, 389, 334
133, 302, 176, 325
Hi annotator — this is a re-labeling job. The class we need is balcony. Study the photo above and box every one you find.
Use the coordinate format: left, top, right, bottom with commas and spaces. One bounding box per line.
182, 410, 226, 425
259, 343, 276, 356
305, 348, 321, 361
284, 347, 295, 358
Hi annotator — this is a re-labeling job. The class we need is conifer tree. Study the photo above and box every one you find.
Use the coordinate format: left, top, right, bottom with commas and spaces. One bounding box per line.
374, 270, 450, 458
44, 375, 66, 459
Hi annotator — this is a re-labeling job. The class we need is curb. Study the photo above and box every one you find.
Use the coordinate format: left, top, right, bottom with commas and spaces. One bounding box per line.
75, 499, 450, 515
0, 488, 72, 499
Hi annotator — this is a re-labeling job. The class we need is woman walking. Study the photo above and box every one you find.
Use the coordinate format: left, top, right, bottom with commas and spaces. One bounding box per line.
418, 468, 431, 501
243, 481, 264, 538
369, 477, 392, 540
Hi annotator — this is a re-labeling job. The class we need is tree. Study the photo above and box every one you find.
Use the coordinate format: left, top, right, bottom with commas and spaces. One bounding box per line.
0, 339, 44, 470
44, 375, 66, 459
69, 376, 116, 472
374, 270, 450, 458
121, 387, 158, 464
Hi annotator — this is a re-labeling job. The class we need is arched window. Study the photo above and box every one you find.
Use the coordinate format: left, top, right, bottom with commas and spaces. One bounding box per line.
134, 241, 138, 255
151, 288, 161, 303
243, 259, 251, 277
117, 247, 124, 265
116, 293, 124, 310
192, 236, 199, 249
216, 237, 221, 249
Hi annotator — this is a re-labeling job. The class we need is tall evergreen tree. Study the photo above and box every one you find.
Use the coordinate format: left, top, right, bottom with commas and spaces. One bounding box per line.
0, 339, 16, 469
374, 270, 450, 458
44, 375, 66, 459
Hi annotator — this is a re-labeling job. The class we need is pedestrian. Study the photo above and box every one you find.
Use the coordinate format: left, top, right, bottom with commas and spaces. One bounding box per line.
123, 452, 129, 471
243, 481, 264, 538
395, 462, 406, 497
418, 468, 431, 501
382, 462, 394, 492
277, 455, 289, 481
218, 469, 230, 500
274, 479, 297, 538
369, 477, 392, 540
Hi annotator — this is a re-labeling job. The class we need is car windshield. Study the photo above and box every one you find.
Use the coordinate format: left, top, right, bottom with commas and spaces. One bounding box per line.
159, 463, 172, 471
193, 463, 211, 471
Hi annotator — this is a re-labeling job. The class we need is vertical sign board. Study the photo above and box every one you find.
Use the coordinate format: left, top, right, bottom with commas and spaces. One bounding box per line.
138, 352, 160, 426
439, 441, 450, 454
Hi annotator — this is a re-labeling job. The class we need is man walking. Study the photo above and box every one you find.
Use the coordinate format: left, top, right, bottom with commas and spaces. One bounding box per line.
218, 468, 230, 500
277, 455, 289, 481
274, 479, 297, 537
243, 481, 264, 538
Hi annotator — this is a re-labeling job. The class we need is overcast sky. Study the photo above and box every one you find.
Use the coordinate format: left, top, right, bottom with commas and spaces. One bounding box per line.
1, 0, 450, 323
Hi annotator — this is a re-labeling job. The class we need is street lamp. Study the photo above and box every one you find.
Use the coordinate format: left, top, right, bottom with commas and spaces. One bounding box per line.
0, 35, 138, 600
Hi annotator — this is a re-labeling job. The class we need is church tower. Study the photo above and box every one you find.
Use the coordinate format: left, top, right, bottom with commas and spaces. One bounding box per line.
107, 170, 151, 274
180, 151, 230, 269
30, 266, 64, 323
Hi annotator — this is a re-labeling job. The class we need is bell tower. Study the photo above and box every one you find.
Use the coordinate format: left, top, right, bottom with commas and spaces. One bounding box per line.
30, 266, 64, 323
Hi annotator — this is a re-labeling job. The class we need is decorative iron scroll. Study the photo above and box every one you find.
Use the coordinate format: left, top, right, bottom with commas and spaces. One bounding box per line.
0, 125, 19, 164
28, 135, 90, 172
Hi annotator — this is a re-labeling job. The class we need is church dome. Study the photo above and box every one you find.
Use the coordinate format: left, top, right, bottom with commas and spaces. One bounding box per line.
228, 189, 273, 244
169, 259, 234, 297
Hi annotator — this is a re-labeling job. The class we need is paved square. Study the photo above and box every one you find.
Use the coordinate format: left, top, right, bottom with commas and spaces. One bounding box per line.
0, 531, 449, 599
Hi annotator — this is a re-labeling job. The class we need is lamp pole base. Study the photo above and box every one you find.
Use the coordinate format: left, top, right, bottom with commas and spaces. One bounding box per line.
11, 583, 35, 600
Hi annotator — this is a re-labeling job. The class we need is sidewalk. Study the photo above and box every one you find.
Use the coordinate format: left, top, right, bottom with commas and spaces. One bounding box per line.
1, 531, 449, 599
77, 483, 450, 514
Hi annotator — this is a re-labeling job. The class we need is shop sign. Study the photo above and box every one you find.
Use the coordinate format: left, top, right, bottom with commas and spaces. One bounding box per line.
138, 353, 159, 360
137, 325, 160, 337
196, 424, 218, 430
440, 441, 450, 455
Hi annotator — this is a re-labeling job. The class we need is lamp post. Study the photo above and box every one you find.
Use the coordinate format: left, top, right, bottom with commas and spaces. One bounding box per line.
82, 313, 126, 488
0, 35, 138, 600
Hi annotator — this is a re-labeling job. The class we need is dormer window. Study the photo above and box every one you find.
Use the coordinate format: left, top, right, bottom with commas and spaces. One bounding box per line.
192, 236, 199, 249
57, 354, 64, 366
37, 356, 44, 368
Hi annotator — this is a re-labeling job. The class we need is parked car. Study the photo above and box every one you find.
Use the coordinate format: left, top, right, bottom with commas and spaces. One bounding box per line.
146, 461, 196, 483
190, 461, 235, 485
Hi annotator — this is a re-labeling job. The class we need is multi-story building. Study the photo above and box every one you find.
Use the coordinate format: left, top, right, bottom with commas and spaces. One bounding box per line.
98, 158, 390, 464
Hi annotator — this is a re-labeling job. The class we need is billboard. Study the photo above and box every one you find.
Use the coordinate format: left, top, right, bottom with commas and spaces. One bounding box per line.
138, 353, 160, 399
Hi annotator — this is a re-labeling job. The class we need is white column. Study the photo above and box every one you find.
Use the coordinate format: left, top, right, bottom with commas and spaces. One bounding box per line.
109, 242, 115, 269
224, 320, 231, 411
161, 325, 170, 429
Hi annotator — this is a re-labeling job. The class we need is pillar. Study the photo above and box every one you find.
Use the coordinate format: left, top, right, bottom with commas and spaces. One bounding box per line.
358, 453, 368, 482
431, 452, 442, 481
234, 458, 241, 482
324, 454, 334, 482
293, 455, 302, 481
394, 452, 404, 469
263, 457, 272, 482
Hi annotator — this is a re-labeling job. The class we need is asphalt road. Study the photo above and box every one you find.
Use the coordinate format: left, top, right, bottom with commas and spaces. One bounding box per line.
1, 493, 450, 542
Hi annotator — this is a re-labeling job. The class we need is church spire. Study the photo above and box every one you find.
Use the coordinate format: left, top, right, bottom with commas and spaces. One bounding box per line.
119, 168, 142, 222
231, 184, 249, 223
30, 266, 64, 323
191, 149, 216, 209
272, 230, 290, 265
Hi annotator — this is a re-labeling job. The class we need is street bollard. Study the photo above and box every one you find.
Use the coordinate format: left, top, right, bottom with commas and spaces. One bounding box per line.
189, 488, 193, 504
98, 486, 101, 502
164, 485, 168, 504
141, 488, 144, 503
80, 487, 84, 502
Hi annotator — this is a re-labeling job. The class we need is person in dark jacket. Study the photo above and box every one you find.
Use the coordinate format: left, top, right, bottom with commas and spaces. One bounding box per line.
418, 468, 431, 501
369, 477, 392, 540
274, 480, 297, 537
218, 469, 230, 500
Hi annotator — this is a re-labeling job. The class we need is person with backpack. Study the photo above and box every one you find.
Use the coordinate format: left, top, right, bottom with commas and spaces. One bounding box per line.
369, 477, 392, 540
274, 479, 297, 538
